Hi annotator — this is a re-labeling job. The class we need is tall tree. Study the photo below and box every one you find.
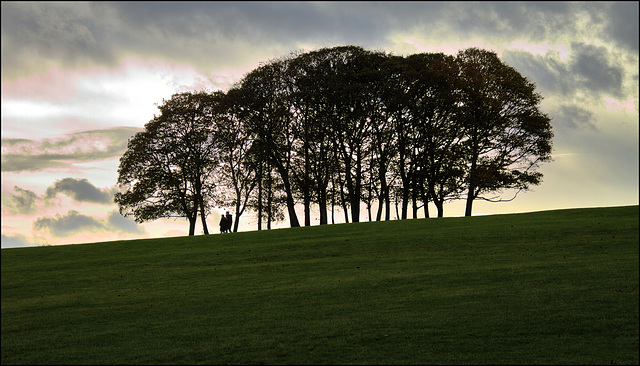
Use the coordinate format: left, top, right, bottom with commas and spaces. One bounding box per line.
328, 46, 380, 223
255, 164, 288, 230
234, 58, 301, 227
286, 52, 317, 227
370, 55, 403, 221
115, 91, 221, 235
287, 47, 350, 225
388, 56, 422, 220
402, 53, 465, 218
456, 48, 553, 216
215, 89, 258, 233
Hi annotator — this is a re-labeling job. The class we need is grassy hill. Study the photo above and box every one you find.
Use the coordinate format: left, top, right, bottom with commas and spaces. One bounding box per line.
2, 206, 638, 365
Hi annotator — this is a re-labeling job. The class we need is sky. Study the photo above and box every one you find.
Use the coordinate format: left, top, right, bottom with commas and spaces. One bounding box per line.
1, 1, 638, 249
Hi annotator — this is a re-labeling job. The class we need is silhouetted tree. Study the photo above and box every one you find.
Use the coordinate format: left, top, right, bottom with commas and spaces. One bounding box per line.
233, 57, 302, 227
215, 89, 259, 232
401, 53, 465, 218
116, 46, 553, 231
456, 48, 553, 216
327, 46, 382, 223
370, 55, 403, 221
115, 91, 221, 235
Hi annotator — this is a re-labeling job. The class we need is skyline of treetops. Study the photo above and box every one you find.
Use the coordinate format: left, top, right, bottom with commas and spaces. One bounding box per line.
115, 45, 553, 235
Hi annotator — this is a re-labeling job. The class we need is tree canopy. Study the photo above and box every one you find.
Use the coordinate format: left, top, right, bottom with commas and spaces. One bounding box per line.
115, 91, 225, 235
115, 46, 553, 234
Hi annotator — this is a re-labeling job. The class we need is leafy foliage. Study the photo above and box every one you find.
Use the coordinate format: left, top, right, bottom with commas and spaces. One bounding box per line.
115, 46, 554, 233
115, 91, 224, 235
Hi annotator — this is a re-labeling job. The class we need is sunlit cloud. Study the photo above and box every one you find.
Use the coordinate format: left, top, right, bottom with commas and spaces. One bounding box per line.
1, 99, 68, 119
603, 96, 636, 114
504, 40, 571, 61
1, 127, 141, 172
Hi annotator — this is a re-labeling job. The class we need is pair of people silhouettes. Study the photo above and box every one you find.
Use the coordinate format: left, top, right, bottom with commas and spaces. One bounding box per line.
219, 211, 233, 233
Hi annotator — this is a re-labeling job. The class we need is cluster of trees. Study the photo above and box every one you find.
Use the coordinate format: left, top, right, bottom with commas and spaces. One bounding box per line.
115, 46, 553, 235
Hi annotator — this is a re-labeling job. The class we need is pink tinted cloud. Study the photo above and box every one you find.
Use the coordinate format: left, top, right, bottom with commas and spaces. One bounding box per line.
1, 65, 103, 103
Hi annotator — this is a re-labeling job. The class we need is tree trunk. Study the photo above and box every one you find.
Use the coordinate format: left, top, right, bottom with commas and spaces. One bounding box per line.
465, 148, 479, 217
194, 177, 209, 234
349, 157, 362, 223
274, 162, 300, 227
303, 190, 311, 226
401, 187, 409, 220
188, 213, 197, 236
257, 164, 263, 231
234, 202, 243, 233
384, 191, 391, 221
429, 186, 444, 218
266, 182, 272, 230
465, 185, 475, 217
200, 203, 209, 234
285, 188, 300, 227
317, 184, 328, 225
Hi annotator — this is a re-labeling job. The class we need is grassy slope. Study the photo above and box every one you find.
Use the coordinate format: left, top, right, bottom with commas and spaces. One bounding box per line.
2, 206, 638, 365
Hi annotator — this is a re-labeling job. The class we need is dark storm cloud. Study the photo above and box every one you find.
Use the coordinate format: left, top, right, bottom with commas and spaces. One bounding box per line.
427, 2, 595, 44
3, 2, 636, 80
1, 127, 141, 172
552, 105, 597, 132
100, 2, 402, 67
99, 2, 421, 49
450, 1, 636, 54
570, 43, 624, 98
33, 210, 145, 238
605, 2, 639, 53
106, 211, 146, 235
0, 2, 118, 79
1, 2, 371, 79
501, 50, 572, 96
45, 178, 114, 204
33, 210, 105, 237
503, 42, 626, 99
3, 186, 40, 215
444, 2, 563, 40
3, 178, 115, 215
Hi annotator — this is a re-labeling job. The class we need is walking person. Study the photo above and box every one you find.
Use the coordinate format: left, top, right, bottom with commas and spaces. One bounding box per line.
219, 214, 227, 234
225, 211, 233, 233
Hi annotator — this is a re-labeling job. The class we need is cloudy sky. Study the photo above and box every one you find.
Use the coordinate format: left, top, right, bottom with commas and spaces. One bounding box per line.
2, 1, 638, 249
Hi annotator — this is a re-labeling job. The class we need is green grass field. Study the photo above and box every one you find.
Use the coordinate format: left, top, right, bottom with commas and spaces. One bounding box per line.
2, 206, 638, 365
